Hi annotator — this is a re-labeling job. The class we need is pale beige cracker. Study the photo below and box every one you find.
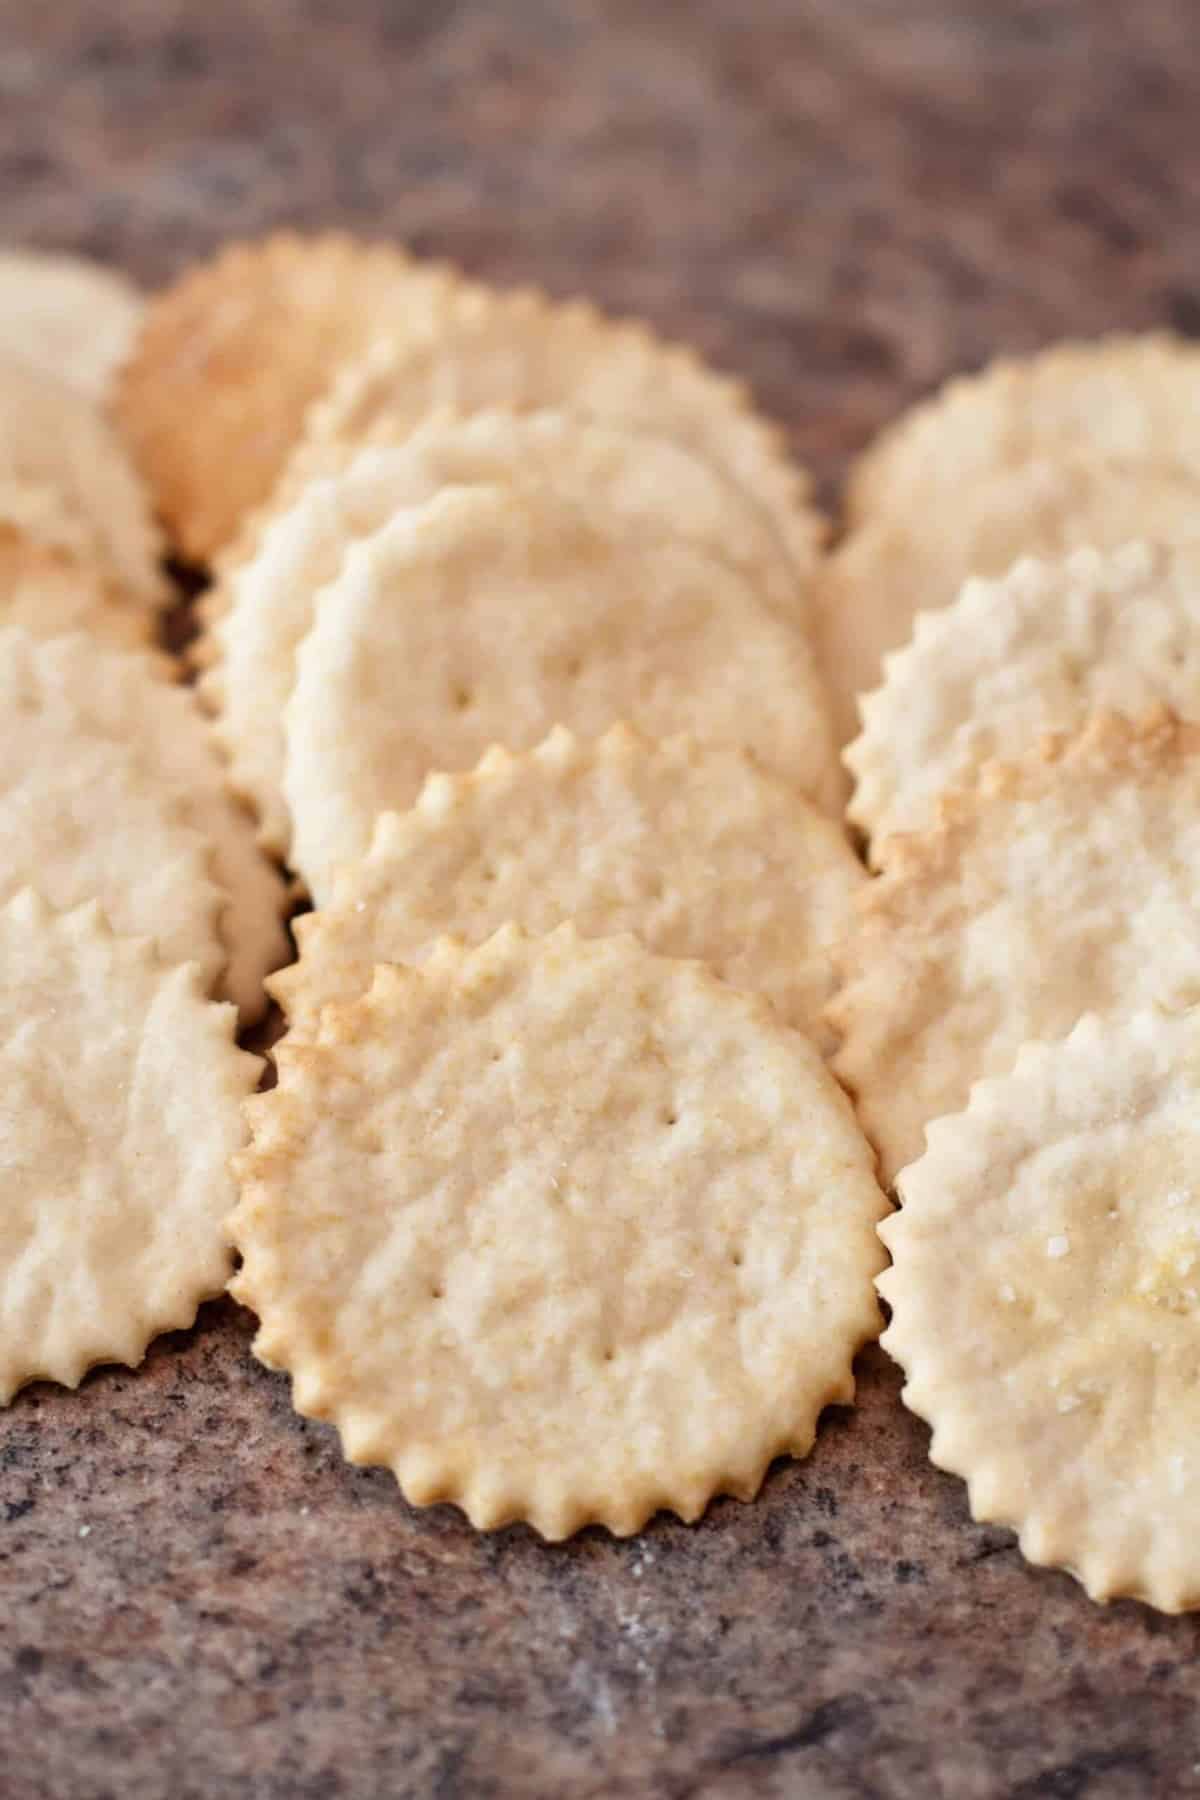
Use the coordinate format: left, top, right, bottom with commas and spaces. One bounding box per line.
268, 722, 864, 1046
115, 232, 463, 562
299, 283, 824, 583
882, 1007, 1200, 1612
847, 540, 1200, 854
828, 710, 1200, 1187
820, 454, 1200, 748
0, 523, 158, 651
232, 924, 886, 1539
0, 626, 227, 989
283, 483, 842, 901
200, 414, 815, 852
0, 349, 165, 608
0, 890, 261, 1405
847, 333, 1200, 529
36, 634, 289, 1021
0, 248, 143, 405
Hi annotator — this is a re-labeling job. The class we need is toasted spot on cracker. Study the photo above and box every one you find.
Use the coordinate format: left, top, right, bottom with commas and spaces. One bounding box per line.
232, 925, 886, 1538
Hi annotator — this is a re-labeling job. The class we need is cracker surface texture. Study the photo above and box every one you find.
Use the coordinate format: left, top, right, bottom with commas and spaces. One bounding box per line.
116, 232, 461, 561
269, 723, 863, 1045
820, 454, 1200, 748
303, 285, 823, 582
0, 626, 227, 990
283, 483, 840, 901
233, 925, 886, 1539
202, 413, 816, 854
35, 634, 289, 1021
882, 1008, 1200, 1612
829, 710, 1200, 1185
848, 333, 1200, 527
0, 891, 260, 1404
0, 524, 157, 651
0, 248, 143, 404
847, 541, 1200, 851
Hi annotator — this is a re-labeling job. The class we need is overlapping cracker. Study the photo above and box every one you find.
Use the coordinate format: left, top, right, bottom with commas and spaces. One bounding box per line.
0, 523, 158, 651
846, 540, 1200, 853
298, 284, 824, 582
847, 333, 1200, 528
233, 924, 886, 1539
35, 634, 289, 1021
828, 709, 1200, 1186
0, 890, 260, 1405
0, 248, 143, 404
882, 1007, 1200, 1612
820, 454, 1200, 748
0, 349, 165, 608
200, 414, 815, 852
0, 626, 227, 991
283, 483, 841, 901
269, 723, 864, 1046
115, 232, 463, 561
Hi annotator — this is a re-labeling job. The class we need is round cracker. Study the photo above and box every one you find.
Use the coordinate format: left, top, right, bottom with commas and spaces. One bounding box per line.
0, 890, 260, 1405
34, 634, 290, 1021
847, 333, 1200, 529
0, 523, 158, 652
821, 453, 1200, 749
0, 625, 227, 989
232, 924, 886, 1539
268, 723, 864, 1047
0, 248, 143, 405
115, 232, 462, 562
828, 709, 1200, 1186
200, 413, 817, 852
299, 284, 823, 582
0, 349, 165, 608
882, 1007, 1200, 1612
283, 483, 842, 901
847, 540, 1200, 854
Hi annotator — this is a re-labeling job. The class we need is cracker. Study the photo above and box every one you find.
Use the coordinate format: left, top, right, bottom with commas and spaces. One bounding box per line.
820, 454, 1200, 749
846, 540, 1200, 852
115, 232, 462, 561
0, 247, 143, 405
0, 350, 165, 608
200, 413, 815, 852
232, 925, 886, 1538
0, 523, 158, 651
299, 284, 823, 582
828, 709, 1200, 1187
0, 626, 227, 989
882, 1008, 1200, 1612
268, 723, 864, 1046
847, 333, 1200, 528
35, 634, 289, 1021
283, 483, 842, 901
0, 890, 260, 1405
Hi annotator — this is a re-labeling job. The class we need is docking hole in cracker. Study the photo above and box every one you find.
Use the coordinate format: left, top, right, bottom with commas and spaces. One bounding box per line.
200, 413, 822, 855
846, 540, 1200, 853
828, 709, 1200, 1187
283, 482, 840, 901
269, 722, 864, 1049
232, 925, 887, 1539
115, 232, 465, 561
0, 890, 260, 1404
882, 1007, 1200, 1613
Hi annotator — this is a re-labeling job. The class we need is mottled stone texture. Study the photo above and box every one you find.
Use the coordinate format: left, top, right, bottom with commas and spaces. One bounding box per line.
2, 2, 1200, 1795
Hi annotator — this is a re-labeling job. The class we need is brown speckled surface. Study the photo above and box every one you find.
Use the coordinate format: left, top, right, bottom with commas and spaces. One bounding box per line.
3, 4, 1200, 1795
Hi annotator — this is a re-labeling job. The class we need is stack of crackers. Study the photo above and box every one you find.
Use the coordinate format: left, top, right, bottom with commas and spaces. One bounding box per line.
2, 234, 1198, 1612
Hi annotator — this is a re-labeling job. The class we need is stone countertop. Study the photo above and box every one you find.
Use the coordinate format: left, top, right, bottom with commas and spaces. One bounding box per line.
2, 3, 1200, 1795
